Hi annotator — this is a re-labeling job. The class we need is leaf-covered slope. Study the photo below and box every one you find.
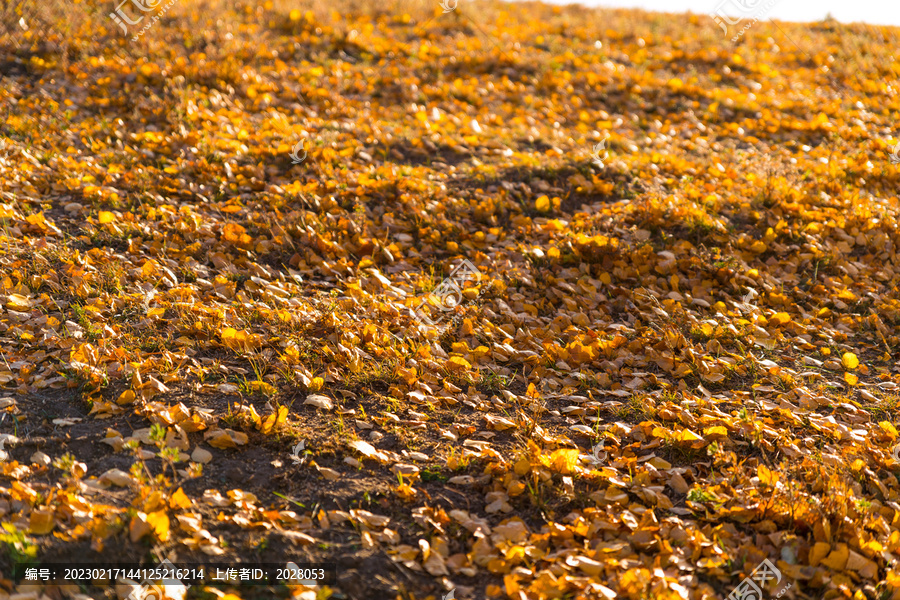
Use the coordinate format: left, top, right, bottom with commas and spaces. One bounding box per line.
1, 1, 900, 599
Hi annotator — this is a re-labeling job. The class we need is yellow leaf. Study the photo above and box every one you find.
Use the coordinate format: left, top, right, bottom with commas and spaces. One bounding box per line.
809, 542, 831, 566
98, 211, 116, 224
749, 240, 767, 253
169, 487, 192, 509
204, 429, 246, 449
844, 372, 858, 386
513, 457, 531, 476
676, 429, 702, 442
260, 405, 288, 434
228, 430, 248, 445
648, 456, 672, 469
842, 352, 859, 370
29, 509, 56, 535
140, 260, 157, 278
770, 312, 791, 325
146, 510, 170, 542
879, 421, 898, 440
6, 294, 33, 311
117, 390, 136, 405
757, 464, 778, 486
504, 573, 521, 595
248, 380, 276, 395
394, 481, 417, 501
508, 480, 526, 496
460, 318, 474, 336
549, 449, 579, 474
25, 212, 46, 228
535, 195, 551, 212
821, 543, 849, 570
361, 323, 378, 343
445, 356, 471, 371
703, 426, 728, 439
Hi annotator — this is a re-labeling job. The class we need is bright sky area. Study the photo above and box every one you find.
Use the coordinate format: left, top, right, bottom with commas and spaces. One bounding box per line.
520, 0, 900, 26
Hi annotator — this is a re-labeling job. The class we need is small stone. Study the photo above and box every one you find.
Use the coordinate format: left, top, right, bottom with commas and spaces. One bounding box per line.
30, 451, 51, 466
391, 463, 420, 477
303, 394, 333, 410
191, 447, 213, 464
100, 469, 133, 487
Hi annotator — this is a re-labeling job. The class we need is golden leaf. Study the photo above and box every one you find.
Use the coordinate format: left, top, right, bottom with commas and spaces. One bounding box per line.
757, 464, 778, 486
146, 511, 170, 542
28, 509, 56, 535
445, 356, 471, 371
260, 405, 288, 434
169, 487, 192, 509
549, 449, 579, 474
842, 352, 860, 370
821, 543, 849, 570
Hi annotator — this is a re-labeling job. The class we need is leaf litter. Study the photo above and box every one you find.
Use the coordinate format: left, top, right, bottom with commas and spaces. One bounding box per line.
1, 1, 900, 600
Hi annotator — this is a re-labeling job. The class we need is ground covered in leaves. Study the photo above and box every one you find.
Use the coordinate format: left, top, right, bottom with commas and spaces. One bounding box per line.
2, 0, 900, 599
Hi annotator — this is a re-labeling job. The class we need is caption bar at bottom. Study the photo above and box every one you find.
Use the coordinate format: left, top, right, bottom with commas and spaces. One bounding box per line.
12, 563, 336, 585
